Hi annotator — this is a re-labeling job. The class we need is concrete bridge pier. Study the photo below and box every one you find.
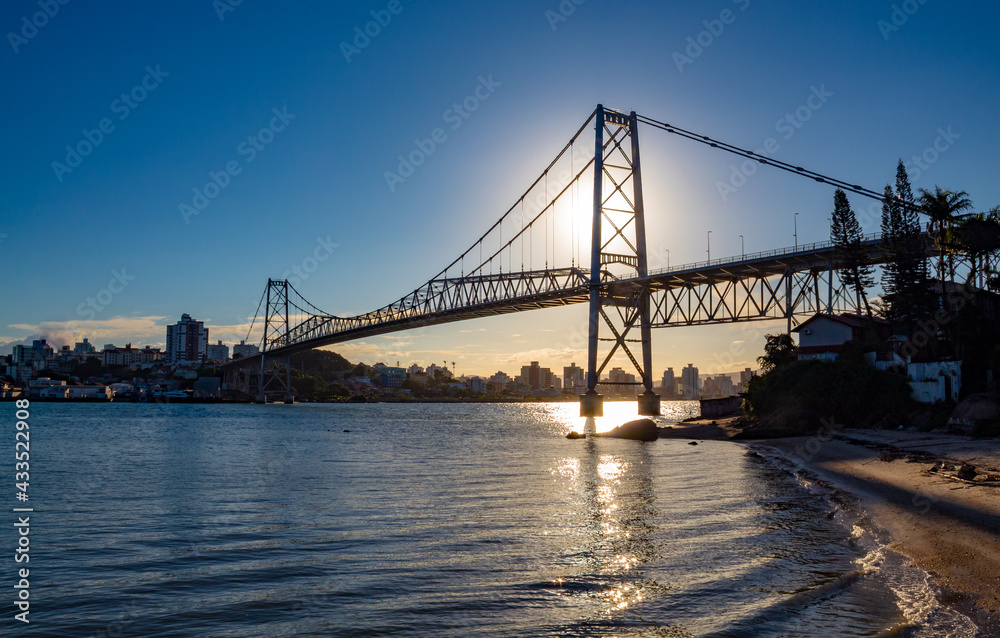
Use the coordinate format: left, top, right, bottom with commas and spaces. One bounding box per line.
580, 391, 603, 417
638, 390, 661, 416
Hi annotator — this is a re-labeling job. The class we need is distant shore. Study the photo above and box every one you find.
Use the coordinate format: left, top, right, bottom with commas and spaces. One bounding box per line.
666, 416, 1000, 633
0, 396, 691, 404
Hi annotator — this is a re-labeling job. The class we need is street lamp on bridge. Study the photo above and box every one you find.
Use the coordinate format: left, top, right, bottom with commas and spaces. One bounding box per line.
794, 213, 799, 250
707, 230, 712, 263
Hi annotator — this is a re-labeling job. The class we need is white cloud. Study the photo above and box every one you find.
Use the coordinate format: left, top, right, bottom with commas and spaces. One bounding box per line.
4, 316, 169, 351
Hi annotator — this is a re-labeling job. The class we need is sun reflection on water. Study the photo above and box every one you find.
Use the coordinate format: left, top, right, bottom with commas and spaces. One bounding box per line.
544, 422, 670, 617
597, 458, 625, 480
541, 400, 700, 435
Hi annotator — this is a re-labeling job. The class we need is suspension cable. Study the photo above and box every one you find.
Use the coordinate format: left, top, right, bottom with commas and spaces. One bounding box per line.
432, 109, 598, 280
244, 285, 267, 346
286, 281, 333, 316
636, 114, 893, 205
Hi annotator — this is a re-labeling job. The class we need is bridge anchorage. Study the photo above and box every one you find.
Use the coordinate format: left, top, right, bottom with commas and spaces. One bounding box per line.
223, 104, 930, 413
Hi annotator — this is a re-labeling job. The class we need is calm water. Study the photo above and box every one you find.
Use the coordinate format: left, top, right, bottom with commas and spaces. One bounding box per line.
3, 401, 978, 637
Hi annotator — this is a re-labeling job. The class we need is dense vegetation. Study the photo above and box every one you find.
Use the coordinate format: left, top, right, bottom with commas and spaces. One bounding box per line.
286, 350, 358, 400
833, 161, 1000, 400
744, 161, 1000, 432
744, 338, 912, 429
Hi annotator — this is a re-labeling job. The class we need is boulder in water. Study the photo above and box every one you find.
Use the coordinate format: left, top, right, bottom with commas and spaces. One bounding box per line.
592, 418, 658, 441
566, 431, 585, 440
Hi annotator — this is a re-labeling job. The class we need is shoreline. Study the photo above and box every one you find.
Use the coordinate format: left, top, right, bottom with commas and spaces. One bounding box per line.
666, 417, 1000, 634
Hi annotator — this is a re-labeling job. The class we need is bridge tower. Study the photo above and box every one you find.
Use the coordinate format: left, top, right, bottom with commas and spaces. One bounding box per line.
581, 106, 660, 417
258, 279, 294, 404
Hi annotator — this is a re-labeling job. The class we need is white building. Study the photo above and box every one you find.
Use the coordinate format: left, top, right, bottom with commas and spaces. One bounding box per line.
407, 363, 425, 376
426, 364, 452, 380
908, 361, 961, 404
103, 345, 161, 367
65, 384, 111, 399
28, 378, 67, 398
792, 313, 889, 361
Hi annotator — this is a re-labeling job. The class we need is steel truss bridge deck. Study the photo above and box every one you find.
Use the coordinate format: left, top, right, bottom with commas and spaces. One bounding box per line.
227, 233, 907, 366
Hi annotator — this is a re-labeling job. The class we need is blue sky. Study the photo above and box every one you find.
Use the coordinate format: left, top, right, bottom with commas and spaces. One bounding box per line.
2, 0, 998, 377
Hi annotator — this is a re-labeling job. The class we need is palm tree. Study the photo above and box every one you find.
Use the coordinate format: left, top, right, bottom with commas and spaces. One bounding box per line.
917, 186, 973, 304
949, 206, 1000, 289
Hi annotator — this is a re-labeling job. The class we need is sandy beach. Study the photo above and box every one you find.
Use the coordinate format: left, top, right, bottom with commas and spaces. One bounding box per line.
663, 417, 1000, 633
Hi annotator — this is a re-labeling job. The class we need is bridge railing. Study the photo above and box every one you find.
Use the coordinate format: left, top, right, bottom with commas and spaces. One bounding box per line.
276, 267, 592, 352
648, 232, 884, 277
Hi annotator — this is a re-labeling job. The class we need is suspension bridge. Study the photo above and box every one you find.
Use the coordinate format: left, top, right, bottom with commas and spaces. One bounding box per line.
222, 105, 921, 413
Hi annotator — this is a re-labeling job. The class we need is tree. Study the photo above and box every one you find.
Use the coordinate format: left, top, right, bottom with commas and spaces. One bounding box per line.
880, 162, 934, 328
757, 333, 797, 373
948, 208, 1000, 282
944, 206, 1000, 302
831, 189, 875, 317
880, 184, 903, 318
918, 186, 973, 301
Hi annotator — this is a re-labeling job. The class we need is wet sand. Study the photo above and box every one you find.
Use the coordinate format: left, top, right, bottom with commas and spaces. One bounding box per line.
738, 428, 1000, 633
651, 416, 1000, 630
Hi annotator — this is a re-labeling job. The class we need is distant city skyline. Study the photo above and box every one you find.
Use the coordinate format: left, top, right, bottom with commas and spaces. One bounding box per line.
3, 2, 998, 378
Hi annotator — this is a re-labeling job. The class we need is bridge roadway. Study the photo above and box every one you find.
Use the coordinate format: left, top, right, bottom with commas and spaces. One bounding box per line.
223, 232, 901, 371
